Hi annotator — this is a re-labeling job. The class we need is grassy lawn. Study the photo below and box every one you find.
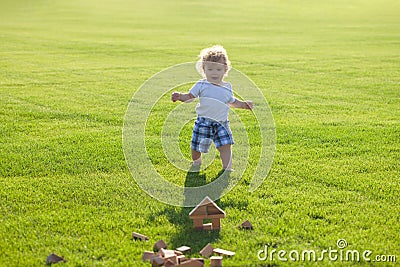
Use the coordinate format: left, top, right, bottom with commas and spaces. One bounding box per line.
1, 0, 399, 266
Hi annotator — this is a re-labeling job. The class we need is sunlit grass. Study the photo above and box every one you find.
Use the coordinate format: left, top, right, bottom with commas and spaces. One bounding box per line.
0, 0, 399, 266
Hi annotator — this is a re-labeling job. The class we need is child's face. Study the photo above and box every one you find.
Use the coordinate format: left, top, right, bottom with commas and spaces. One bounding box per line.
203, 61, 227, 84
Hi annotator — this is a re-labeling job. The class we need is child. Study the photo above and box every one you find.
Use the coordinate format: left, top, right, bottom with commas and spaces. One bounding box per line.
171, 45, 253, 171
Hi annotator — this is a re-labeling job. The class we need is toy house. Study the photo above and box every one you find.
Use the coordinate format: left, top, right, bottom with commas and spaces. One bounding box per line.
189, 196, 226, 231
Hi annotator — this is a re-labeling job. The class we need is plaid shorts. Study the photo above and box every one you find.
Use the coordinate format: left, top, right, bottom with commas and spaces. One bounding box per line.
191, 117, 234, 153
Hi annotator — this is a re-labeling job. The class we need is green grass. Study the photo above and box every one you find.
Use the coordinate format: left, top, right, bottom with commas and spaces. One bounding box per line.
1, 0, 399, 266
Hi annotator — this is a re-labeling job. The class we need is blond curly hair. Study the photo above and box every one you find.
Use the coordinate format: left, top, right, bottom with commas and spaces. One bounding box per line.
196, 45, 231, 77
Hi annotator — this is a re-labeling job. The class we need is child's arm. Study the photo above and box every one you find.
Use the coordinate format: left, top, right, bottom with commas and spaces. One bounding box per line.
171, 92, 195, 102
229, 99, 254, 110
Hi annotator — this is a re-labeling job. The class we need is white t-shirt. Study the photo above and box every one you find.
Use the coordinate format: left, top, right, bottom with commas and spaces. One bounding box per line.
189, 79, 236, 122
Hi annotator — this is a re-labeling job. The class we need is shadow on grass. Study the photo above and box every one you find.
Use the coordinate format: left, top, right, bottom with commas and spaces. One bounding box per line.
152, 167, 230, 253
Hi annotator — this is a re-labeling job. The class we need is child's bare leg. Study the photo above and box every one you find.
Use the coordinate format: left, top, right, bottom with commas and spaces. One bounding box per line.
192, 149, 202, 165
217, 144, 232, 170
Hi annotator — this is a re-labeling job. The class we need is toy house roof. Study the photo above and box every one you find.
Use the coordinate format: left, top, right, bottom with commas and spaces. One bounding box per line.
189, 196, 226, 218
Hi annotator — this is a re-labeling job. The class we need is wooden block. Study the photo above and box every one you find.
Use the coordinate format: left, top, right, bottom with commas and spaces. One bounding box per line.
174, 250, 183, 256
46, 254, 66, 264
203, 223, 213, 231
177, 255, 187, 264
210, 256, 223, 267
211, 218, 221, 230
200, 243, 214, 258
179, 259, 204, 267
150, 255, 164, 266
176, 246, 191, 254
164, 255, 178, 265
142, 251, 156, 262
193, 218, 203, 230
189, 197, 225, 218
159, 248, 176, 258
213, 248, 235, 257
207, 206, 222, 215
192, 258, 204, 264
164, 259, 176, 267
198, 196, 213, 206
240, 220, 253, 230
189, 205, 207, 216
132, 231, 149, 241
190, 214, 225, 219
153, 239, 167, 251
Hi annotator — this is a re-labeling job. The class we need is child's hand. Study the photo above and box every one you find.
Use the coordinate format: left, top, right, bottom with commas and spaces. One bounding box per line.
245, 100, 254, 110
171, 92, 180, 102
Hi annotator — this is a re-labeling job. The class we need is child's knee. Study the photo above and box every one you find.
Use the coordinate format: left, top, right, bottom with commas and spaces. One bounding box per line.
191, 149, 202, 160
